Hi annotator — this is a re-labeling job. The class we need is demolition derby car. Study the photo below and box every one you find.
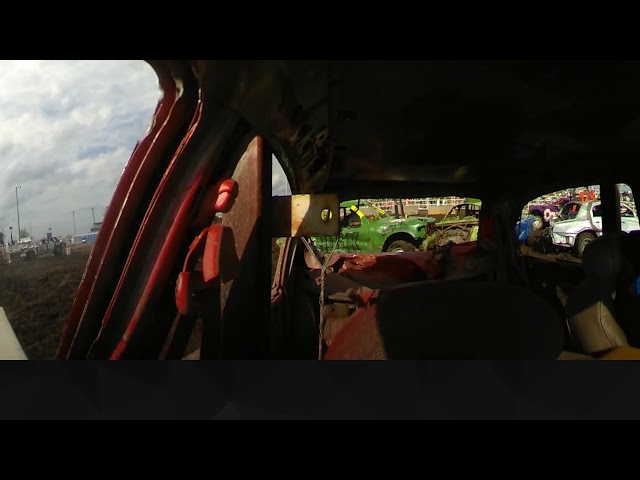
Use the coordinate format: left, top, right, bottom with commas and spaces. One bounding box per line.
311, 199, 437, 253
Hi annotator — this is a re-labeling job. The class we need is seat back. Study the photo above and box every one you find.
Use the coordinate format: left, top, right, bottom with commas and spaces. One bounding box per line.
325, 279, 565, 360
565, 232, 632, 355
615, 230, 640, 346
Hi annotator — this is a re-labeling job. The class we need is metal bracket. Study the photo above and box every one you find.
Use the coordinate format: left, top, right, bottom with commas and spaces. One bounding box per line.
272, 194, 340, 237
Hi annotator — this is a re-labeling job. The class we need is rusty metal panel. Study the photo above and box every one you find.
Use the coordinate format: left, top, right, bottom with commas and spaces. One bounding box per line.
207, 136, 271, 359
272, 194, 339, 237
57, 61, 200, 359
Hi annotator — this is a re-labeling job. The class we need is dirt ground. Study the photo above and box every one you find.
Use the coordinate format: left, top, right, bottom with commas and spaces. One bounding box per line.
0, 240, 281, 361
519, 244, 581, 264
0, 243, 93, 360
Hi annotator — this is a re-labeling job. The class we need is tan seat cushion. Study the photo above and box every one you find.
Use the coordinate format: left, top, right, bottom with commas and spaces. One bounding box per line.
597, 345, 640, 360
557, 350, 594, 360
568, 299, 628, 355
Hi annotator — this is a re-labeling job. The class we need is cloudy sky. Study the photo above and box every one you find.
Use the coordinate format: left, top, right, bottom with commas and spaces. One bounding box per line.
0, 60, 290, 242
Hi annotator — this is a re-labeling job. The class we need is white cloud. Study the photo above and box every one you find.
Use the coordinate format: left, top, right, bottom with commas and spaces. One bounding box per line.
0, 60, 160, 239
0, 60, 292, 242
272, 155, 290, 196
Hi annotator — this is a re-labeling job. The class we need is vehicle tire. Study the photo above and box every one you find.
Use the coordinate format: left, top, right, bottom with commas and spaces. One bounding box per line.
26, 250, 36, 261
531, 214, 544, 231
387, 240, 417, 252
576, 232, 596, 258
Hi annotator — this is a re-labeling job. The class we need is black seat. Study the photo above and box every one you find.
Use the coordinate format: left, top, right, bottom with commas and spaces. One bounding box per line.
325, 280, 565, 359
615, 230, 640, 346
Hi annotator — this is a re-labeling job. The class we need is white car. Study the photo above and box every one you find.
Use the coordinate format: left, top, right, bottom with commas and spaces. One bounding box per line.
549, 200, 639, 257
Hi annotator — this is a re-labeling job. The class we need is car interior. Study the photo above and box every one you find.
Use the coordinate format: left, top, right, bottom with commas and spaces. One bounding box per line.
54, 60, 640, 360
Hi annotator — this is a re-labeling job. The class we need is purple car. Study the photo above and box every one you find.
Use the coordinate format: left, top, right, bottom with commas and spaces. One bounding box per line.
527, 196, 571, 230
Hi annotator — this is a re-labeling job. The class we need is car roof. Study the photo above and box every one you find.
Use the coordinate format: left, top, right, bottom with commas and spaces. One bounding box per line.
186, 60, 640, 202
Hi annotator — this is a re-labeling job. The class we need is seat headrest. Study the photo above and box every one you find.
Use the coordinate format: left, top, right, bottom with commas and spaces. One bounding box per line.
582, 232, 632, 280
375, 281, 564, 359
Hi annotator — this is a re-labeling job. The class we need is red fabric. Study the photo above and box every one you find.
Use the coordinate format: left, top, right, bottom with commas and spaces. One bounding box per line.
324, 302, 383, 360
336, 252, 441, 289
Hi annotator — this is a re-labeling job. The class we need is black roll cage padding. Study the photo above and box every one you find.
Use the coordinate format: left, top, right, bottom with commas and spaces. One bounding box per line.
600, 182, 622, 235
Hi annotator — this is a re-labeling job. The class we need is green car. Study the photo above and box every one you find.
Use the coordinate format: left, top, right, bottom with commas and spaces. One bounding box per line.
434, 199, 481, 246
312, 199, 437, 253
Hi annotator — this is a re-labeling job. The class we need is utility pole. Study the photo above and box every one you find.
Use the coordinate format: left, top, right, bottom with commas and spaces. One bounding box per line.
91, 207, 95, 225
72, 210, 77, 238
29, 221, 32, 238
15, 184, 21, 244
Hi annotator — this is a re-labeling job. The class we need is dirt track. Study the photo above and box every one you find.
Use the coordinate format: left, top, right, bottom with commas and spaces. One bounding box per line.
0, 241, 281, 361
520, 245, 581, 264
0, 244, 93, 360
